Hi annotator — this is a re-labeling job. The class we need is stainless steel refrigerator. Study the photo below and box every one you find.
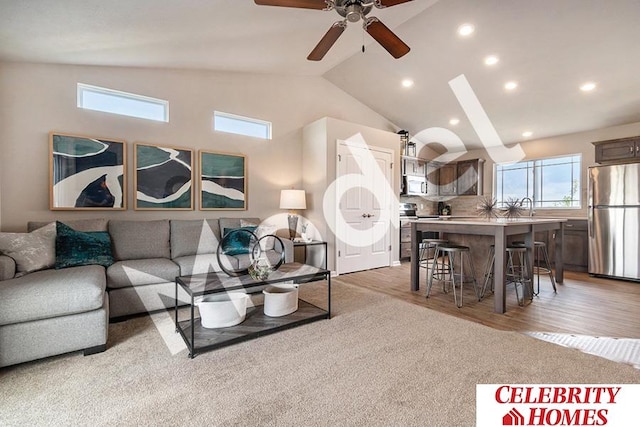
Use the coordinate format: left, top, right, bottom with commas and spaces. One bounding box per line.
588, 163, 640, 281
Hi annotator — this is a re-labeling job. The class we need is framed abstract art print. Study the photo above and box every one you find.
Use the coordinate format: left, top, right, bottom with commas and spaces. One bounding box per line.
49, 132, 126, 210
134, 142, 193, 210
199, 150, 246, 210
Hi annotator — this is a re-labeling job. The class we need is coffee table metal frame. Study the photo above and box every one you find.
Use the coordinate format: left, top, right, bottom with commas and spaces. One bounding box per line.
174, 262, 331, 358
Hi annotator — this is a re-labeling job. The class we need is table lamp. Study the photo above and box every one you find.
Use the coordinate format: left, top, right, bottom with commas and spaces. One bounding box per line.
280, 189, 306, 240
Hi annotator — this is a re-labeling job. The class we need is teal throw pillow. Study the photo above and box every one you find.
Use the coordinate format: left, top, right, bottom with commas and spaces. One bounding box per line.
222, 226, 257, 256
55, 221, 114, 269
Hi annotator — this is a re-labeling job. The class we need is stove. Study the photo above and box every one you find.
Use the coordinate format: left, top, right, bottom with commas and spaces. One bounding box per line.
399, 202, 418, 221
399, 203, 439, 259
399, 203, 439, 221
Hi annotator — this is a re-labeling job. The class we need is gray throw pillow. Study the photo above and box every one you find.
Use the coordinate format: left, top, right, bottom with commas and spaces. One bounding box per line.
0, 222, 56, 277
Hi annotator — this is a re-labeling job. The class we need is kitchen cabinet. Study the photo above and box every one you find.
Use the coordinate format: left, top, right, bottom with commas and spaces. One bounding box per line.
423, 159, 484, 197
437, 163, 457, 196
542, 219, 588, 272
400, 221, 412, 259
402, 156, 427, 176
594, 136, 640, 164
425, 161, 440, 196
456, 159, 484, 196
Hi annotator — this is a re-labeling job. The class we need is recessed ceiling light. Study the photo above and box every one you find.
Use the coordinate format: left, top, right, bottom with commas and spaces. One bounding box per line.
504, 81, 518, 91
484, 55, 499, 66
580, 82, 597, 92
522, 131, 533, 138
458, 23, 475, 37
449, 118, 460, 125
402, 79, 414, 88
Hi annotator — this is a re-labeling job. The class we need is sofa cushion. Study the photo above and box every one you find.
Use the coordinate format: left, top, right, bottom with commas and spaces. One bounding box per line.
55, 222, 114, 269
170, 219, 221, 259
0, 265, 106, 326
221, 226, 257, 256
241, 219, 279, 251
218, 217, 260, 234
28, 218, 108, 233
109, 220, 170, 261
107, 258, 180, 289
173, 254, 227, 276
0, 222, 56, 277
0, 255, 16, 281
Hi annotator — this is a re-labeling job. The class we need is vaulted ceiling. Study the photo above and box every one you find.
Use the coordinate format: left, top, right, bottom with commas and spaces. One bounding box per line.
2, 0, 639, 149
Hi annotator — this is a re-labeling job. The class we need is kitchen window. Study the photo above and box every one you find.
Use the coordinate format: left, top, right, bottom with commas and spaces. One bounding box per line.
494, 154, 581, 208
77, 83, 169, 122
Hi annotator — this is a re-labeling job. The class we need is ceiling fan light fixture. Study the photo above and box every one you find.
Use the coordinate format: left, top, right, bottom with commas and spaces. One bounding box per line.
346, 7, 362, 21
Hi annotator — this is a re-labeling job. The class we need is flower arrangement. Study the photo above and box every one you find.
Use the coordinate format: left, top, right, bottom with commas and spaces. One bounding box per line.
477, 197, 498, 220
503, 197, 524, 219
248, 258, 273, 281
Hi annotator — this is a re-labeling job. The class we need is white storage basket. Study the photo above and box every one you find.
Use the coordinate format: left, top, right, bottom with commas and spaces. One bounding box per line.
263, 284, 299, 317
195, 293, 249, 328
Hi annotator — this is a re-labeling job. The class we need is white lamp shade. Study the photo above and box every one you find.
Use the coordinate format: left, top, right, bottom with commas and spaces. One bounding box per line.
279, 189, 306, 210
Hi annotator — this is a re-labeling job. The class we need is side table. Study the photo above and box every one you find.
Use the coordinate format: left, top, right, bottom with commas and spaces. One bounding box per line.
293, 240, 327, 269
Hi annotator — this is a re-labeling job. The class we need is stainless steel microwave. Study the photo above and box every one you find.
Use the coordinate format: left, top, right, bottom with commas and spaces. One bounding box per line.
402, 175, 427, 196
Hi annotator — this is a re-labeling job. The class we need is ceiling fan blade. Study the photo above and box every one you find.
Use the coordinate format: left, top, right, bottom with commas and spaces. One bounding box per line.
307, 22, 347, 61
365, 17, 410, 59
254, 0, 329, 10
376, 0, 414, 7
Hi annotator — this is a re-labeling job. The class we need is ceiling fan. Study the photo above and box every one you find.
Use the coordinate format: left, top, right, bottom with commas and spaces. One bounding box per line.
255, 0, 413, 61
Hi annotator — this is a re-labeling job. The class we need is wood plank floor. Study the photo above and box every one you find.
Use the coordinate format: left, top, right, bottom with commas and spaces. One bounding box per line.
334, 262, 640, 338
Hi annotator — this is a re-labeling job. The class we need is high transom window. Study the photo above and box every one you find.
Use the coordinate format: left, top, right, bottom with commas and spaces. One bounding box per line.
77, 83, 169, 122
494, 154, 581, 208
213, 111, 272, 140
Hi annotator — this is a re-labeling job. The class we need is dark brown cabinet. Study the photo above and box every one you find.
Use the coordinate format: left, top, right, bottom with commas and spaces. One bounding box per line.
425, 162, 439, 196
424, 159, 483, 196
562, 220, 589, 272
437, 163, 457, 196
456, 159, 484, 196
400, 221, 412, 260
594, 136, 640, 164
541, 219, 588, 272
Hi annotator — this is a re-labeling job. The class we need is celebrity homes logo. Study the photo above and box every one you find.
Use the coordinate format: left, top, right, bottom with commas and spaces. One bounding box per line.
477, 384, 640, 426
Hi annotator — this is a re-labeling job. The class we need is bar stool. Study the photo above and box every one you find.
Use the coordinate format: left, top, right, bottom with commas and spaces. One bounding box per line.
481, 245, 534, 306
419, 238, 449, 271
511, 241, 556, 295
426, 244, 479, 308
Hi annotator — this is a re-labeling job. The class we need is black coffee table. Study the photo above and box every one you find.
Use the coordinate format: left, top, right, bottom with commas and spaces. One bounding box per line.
175, 262, 331, 358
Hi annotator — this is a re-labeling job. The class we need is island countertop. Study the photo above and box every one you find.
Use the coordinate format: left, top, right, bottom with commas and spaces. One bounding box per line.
411, 217, 570, 226
410, 217, 567, 314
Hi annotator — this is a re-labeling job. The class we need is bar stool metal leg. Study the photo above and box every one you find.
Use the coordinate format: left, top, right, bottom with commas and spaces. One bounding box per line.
537, 242, 557, 294
506, 247, 533, 306
512, 241, 557, 295
427, 245, 478, 308
481, 245, 495, 299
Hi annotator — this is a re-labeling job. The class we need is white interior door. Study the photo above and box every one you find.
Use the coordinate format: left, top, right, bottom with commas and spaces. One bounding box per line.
336, 140, 393, 274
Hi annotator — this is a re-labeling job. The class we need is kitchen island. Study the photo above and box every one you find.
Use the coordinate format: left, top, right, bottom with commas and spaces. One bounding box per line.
410, 217, 567, 313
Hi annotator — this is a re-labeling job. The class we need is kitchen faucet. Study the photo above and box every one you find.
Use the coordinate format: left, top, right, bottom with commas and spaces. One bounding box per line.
520, 197, 534, 216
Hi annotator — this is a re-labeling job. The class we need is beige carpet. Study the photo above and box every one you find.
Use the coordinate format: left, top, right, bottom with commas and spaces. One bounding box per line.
1, 282, 639, 426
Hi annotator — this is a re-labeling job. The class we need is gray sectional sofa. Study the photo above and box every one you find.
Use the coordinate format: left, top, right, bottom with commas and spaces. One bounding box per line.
0, 217, 292, 367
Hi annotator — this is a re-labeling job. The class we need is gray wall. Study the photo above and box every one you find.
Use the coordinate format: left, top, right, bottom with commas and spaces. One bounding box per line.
0, 62, 396, 231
